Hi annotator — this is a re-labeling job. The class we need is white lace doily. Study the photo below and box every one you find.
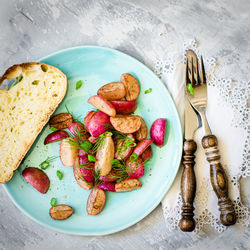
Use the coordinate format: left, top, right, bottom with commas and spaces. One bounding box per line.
155, 39, 249, 233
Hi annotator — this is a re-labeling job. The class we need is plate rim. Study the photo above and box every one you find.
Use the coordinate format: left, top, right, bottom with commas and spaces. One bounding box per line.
3, 45, 183, 236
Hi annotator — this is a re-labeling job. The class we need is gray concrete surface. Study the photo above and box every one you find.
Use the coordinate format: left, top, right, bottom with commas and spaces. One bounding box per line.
0, 0, 249, 249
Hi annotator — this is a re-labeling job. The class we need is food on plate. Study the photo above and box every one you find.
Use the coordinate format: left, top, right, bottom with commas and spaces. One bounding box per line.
125, 158, 145, 178
110, 100, 137, 114
121, 73, 140, 101
150, 118, 167, 146
68, 122, 88, 142
0, 62, 67, 183
86, 111, 110, 137
87, 188, 106, 215
110, 115, 142, 134
97, 182, 116, 192
44, 130, 69, 145
88, 95, 116, 117
22, 167, 50, 194
141, 146, 153, 162
114, 134, 135, 160
115, 178, 142, 192
133, 138, 154, 156
60, 137, 79, 167
135, 117, 147, 141
95, 134, 114, 176
84, 111, 96, 132
49, 205, 73, 220
38, 72, 167, 216
97, 82, 126, 101
73, 167, 93, 190
49, 113, 73, 130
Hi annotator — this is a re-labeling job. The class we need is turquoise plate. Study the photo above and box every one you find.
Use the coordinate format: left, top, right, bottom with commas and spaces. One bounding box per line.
4, 46, 182, 235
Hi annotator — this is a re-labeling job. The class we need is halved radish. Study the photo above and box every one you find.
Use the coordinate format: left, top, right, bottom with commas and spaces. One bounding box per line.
88, 111, 110, 137
68, 122, 88, 142
44, 130, 69, 145
141, 146, 153, 162
121, 73, 140, 101
114, 134, 135, 160
73, 168, 93, 190
88, 95, 116, 117
99, 169, 119, 182
97, 82, 126, 101
110, 100, 137, 114
133, 139, 154, 156
22, 167, 50, 194
150, 118, 166, 146
125, 158, 144, 178
135, 117, 147, 141
98, 182, 116, 192
84, 111, 96, 132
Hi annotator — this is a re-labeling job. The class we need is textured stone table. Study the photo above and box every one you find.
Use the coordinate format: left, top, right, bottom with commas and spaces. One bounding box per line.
0, 0, 249, 249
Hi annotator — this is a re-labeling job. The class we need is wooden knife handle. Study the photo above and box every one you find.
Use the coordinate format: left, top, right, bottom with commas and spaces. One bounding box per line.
179, 140, 197, 232
202, 135, 236, 226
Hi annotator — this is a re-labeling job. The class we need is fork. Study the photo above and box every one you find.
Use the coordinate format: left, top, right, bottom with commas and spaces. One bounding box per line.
186, 50, 236, 226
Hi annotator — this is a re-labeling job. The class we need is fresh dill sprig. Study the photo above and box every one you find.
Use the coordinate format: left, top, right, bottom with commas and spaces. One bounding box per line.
110, 159, 129, 182
92, 131, 113, 153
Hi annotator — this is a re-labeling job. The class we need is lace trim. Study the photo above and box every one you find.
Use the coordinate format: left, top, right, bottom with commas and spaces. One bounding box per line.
158, 39, 249, 233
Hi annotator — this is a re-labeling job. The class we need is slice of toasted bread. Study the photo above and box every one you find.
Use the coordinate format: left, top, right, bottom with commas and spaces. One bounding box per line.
0, 63, 67, 183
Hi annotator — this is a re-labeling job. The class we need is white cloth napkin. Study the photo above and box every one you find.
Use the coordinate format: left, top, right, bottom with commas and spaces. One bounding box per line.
159, 54, 249, 232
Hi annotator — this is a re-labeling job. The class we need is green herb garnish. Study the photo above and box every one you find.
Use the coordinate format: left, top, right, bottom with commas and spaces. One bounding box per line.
40, 156, 58, 170
50, 126, 58, 132
187, 83, 194, 95
76, 80, 83, 90
92, 131, 113, 153
111, 159, 129, 182
88, 155, 96, 162
144, 88, 152, 94
9, 75, 23, 89
56, 170, 63, 180
50, 197, 57, 207
130, 153, 139, 162
80, 141, 92, 152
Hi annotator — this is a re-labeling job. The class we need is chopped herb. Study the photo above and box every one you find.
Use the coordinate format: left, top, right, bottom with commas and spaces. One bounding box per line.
76, 80, 82, 90
80, 141, 92, 152
144, 88, 152, 94
130, 153, 139, 162
88, 155, 96, 162
50, 198, 57, 207
112, 159, 120, 165
187, 83, 194, 95
110, 159, 129, 182
93, 169, 101, 186
39, 156, 58, 170
50, 126, 58, 132
56, 170, 63, 180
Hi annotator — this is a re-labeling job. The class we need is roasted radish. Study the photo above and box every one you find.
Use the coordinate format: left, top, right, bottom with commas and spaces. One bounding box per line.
97, 82, 126, 101
114, 134, 135, 160
111, 100, 137, 114
133, 139, 154, 156
115, 178, 142, 192
87, 188, 106, 215
44, 130, 69, 145
98, 182, 116, 192
135, 117, 147, 141
60, 137, 78, 167
126, 158, 145, 178
88, 111, 110, 137
22, 167, 50, 194
141, 146, 153, 162
150, 118, 166, 146
121, 73, 140, 101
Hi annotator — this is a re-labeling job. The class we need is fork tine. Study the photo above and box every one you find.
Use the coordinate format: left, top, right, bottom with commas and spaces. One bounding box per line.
200, 56, 206, 84
185, 59, 189, 85
191, 57, 194, 86
195, 57, 199, 84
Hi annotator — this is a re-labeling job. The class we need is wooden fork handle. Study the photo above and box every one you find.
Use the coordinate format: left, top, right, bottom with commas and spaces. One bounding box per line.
202, 135, 236, 226
179, 140, 197, 232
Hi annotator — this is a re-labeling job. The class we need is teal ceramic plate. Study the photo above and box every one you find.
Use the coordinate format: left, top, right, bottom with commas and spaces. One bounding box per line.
4, 46, 182, 235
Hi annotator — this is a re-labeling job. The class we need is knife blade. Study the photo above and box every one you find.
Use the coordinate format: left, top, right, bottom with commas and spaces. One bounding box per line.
179, 95, 199, 232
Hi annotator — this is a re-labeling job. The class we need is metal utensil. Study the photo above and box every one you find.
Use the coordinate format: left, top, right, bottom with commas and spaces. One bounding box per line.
179, 93, 199, 232
185, 50, 236, 226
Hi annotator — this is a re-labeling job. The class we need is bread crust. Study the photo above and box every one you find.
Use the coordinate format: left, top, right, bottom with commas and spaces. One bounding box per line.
0, 62, 67, 183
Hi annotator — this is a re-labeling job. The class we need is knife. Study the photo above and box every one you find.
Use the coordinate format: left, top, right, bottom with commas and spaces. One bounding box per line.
179, 95, 199, 232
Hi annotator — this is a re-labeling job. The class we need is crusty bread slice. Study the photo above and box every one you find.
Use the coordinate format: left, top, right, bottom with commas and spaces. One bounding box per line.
0, 63, 67, 183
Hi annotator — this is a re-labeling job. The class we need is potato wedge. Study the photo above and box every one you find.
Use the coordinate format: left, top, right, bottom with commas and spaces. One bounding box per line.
95, 135, 114, 176
115, 178, 142, 192
121, 73, 140, 101
88, 95, 116, 117
135, 117, 147, 141
97, 82, 126, 101
60, 137, 79, 167
87, 188, 106, 215
110, 115, 142, 134
111, 100, 137, 114
49, 205, 73, 220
